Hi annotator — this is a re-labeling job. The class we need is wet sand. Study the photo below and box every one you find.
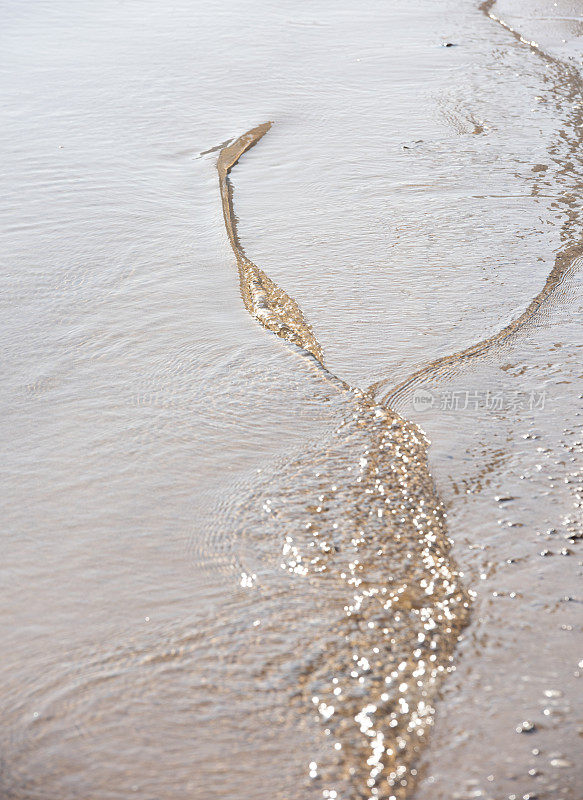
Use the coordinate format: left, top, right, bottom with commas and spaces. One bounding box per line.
1, 0, 582, 798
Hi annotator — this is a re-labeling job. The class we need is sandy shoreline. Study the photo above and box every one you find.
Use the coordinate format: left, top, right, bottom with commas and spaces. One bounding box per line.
0, 0, 581, 798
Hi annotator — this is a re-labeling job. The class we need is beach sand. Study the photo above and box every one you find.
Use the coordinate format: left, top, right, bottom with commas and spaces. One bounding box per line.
0, 0, 581, 797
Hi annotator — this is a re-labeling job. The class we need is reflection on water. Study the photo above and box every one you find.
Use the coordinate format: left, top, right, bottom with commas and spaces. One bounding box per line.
216, 124, 471, 798
1, 0, 582, 798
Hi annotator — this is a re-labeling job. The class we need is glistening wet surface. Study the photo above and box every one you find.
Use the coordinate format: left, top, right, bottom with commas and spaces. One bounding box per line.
1, 0, 582, 798
214, 124, 471, 798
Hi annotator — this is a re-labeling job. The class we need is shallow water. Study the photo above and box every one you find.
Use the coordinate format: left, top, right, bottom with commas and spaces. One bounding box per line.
1, 0, 582, 798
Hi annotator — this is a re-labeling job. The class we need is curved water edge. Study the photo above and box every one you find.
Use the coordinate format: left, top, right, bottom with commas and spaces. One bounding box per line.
218, 123, 326, 367
373, 0, 583, 409
0, 0, 579, 796
218, 126, 472, 799
215, 3, 582, 793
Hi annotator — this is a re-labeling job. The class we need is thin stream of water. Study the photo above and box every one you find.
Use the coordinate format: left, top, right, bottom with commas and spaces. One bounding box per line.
1, 0, 581, 798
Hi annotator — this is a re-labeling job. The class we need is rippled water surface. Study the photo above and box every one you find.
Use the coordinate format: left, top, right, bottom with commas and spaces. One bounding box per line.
1, 0, 582, 798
